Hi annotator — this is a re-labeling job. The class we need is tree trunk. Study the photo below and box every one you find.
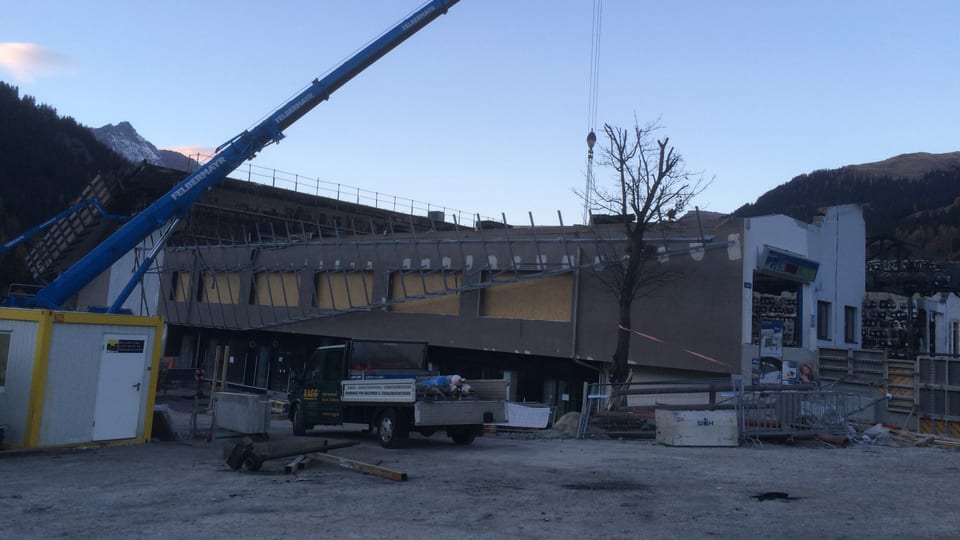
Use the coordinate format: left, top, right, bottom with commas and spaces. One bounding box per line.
610, 232, 645, 384
611, 300, 632, 384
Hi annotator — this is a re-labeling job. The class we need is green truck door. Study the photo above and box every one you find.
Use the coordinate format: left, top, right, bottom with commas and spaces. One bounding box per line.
304, 345, 345, 424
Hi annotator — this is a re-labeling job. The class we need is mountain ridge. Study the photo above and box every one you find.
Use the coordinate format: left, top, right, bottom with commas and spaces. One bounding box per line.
92, 121, 198, 171
734, 150, 960, 260
842, 151, 960, 180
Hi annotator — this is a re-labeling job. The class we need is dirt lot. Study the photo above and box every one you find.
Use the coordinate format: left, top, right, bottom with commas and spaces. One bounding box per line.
1, 392, 958, 539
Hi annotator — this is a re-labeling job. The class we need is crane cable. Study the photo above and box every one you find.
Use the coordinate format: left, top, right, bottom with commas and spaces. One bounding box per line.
584, 0, 603, 225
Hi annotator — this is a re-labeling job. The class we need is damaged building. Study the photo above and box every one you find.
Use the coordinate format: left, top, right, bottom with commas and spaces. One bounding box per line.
38, 164, 870, 422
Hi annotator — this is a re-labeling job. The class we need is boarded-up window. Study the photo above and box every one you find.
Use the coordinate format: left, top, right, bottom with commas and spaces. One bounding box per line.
315, 271, 373, 310
201, 272, 242, 304
253, 271, 301, 307
481, 272, 572, 321
389, 271, 460, 315
171, 271, 193, 302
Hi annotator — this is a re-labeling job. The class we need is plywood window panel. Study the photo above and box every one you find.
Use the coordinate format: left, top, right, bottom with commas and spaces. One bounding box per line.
201, 272, 242, 304
172, 272, 193, 302
254, 271, 301, 307
315, 271, 373, 310
481, 272, 572, 321
389, 271, 460, 315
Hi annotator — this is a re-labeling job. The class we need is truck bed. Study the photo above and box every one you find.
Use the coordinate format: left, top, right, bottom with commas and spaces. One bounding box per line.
341, 378, 509, 426
341, 378, 508, 403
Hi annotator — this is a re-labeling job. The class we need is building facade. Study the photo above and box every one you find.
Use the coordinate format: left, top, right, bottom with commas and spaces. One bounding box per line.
74, 202, 866, 417
54, 165, 864, 413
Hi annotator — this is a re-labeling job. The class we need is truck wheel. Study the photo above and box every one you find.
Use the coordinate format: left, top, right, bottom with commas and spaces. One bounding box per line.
244, 454, 264, 472
377, 409, 408, 449
292, 405, 306, 436
450, 430, 476, 445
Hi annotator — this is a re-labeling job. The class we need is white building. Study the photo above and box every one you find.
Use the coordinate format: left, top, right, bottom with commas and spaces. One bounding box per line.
739, 204, 865, 381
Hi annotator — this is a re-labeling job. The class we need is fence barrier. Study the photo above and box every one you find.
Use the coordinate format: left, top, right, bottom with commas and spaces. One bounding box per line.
577, 379, 864, 444
738, 390, 861, 443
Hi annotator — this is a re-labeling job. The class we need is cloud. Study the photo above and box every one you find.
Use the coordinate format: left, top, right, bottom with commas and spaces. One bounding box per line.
0, 42, 74, 83
165, 145, 216, 160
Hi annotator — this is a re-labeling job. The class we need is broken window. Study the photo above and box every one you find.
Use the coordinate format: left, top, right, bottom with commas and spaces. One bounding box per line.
0, 331, 9, 387
844, 306, 858, 343
817, 301, 832, 340
751, 273, 800, 348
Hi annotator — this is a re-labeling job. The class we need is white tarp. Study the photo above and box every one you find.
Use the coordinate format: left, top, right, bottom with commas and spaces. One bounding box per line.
499, 402, 551, 428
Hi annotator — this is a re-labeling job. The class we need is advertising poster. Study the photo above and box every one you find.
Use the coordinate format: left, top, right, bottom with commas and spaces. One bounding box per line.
755, 320, 784, 384
759, 319, 783, 359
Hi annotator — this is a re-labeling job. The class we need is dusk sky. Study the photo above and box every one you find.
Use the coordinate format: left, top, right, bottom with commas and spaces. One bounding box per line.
2, 0, 958, 225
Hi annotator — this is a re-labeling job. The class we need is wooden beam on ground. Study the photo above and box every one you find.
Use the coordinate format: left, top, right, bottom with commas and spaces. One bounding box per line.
889, 428, 960, 449
308, 452, 408, 481
285, 454, 308, 473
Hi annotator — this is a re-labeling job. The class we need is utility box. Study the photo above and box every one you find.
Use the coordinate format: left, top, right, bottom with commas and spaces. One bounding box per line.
0, 308, 163, 450
655, 407, 738, 447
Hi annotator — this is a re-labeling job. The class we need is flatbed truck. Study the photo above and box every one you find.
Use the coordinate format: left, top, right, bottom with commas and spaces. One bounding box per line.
288, 339, 507, 448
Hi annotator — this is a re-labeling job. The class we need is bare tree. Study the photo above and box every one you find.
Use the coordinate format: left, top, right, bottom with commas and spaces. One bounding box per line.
587, 118, 707, 387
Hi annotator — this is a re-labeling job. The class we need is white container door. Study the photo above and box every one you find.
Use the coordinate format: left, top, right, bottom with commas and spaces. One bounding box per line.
92, 334, 148, 441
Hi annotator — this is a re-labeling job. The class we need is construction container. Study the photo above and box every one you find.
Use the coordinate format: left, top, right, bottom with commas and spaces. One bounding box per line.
655, 407, 739, 447
213, 391, 271, 437
0, 308, 163, 449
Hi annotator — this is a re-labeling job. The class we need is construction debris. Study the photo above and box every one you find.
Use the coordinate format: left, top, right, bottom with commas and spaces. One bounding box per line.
225, 437, 356, 472
224, 437, 408, 480
301, 452, 407, 481
284, 454, 308, 473
887, 428, 960, 449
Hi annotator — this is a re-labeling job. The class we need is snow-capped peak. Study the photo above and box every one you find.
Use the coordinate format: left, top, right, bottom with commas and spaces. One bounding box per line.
92, 122, 197, 171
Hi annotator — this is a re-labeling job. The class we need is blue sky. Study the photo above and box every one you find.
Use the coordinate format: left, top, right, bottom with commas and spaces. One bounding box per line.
2, 1, 959, 226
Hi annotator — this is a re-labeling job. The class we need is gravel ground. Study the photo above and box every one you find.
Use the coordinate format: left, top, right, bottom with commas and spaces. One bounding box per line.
1, 391, 958, 539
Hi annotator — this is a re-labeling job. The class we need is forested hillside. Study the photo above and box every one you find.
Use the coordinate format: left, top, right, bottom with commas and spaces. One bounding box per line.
0, 81, 125, 288
734, 156, 960, 260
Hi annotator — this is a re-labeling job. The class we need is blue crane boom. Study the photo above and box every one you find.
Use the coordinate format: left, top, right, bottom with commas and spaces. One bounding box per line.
0, 199, 126, 258
21, 0, 460, 311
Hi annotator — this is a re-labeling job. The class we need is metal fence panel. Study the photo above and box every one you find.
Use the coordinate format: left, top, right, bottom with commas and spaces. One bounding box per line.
576, 379, 861, 444
577, 379, 737, 439
739, 390, 860, 443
